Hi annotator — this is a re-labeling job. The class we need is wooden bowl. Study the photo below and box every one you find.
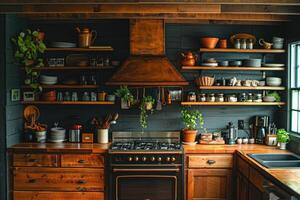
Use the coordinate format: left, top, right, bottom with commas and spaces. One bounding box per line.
200, 37, 219, 49
195, 76, 215, 86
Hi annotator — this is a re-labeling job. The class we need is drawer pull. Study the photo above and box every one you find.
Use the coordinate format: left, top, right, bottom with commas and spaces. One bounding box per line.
207, 160, 216, 165
28, 159, 38, 162
77, 187, 87, 192
78, 159, 86, 164
28, 179, 36, 183
77, 179, 87, 184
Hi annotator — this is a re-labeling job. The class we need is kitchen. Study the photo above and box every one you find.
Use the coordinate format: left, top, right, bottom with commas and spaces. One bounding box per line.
1, 1, 300, 200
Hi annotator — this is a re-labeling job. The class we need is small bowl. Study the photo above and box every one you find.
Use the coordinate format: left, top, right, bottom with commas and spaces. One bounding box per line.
263, 96, 276, 102
106, 94, 116, 102
266, 77, 282, 86
200, 37, 219, 49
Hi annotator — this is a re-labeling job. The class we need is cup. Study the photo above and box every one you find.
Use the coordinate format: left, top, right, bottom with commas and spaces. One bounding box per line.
249, 138, 255, 144
236, 138, 242, 144
242, 138, 249, 144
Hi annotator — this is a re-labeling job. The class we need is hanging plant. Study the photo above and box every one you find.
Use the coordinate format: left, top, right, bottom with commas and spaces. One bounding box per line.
11, 29, 46, 92
139, 96, 155, 129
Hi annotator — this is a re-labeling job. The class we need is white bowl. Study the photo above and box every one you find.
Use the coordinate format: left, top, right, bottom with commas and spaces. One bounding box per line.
40, 75, 58, 82
266, 77, 282, 86
263, 96, 276, 102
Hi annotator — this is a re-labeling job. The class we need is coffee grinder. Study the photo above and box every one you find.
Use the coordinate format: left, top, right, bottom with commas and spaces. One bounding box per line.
251, 116, 270, 144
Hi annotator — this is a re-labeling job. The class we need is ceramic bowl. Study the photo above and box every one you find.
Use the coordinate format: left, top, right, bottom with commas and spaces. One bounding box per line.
200, 37, 219, 49
243, 59, 262, 67
106, 94, 116, 102
258, 81, 266, 86
229, 60, 242, 67
266, 77, 282, 86
218, 61, 229, 66
263, 96, 276, 102
40, 75, 58, 82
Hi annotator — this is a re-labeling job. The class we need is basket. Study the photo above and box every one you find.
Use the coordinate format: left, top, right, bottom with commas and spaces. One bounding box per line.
195, 76, 215, 86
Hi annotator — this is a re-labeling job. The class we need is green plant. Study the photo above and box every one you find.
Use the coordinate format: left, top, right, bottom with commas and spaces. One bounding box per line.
277, 128, 290, 143
139, 96, 155, 129
181, 109, 204, 130
115, 86, 134, 104
266, 91, 281, 102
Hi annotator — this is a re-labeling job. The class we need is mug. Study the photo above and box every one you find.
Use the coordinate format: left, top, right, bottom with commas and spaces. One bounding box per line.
259, 38, 273, 49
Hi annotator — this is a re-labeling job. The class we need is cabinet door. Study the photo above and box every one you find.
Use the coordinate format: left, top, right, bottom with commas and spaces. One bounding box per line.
236, 172, 248, 200
187, 169, 232, 200
248, 182, 263, 200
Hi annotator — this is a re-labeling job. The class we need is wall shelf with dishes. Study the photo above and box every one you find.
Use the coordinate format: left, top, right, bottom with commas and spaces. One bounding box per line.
181, 102, 286, 106
21, 101, 115, 105
45, 46, 114, 52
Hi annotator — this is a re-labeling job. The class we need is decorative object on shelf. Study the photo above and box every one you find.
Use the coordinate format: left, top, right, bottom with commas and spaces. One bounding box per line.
195, 76, 215, 86
82, 132, 94, 143
140, 95, 155, 129
198, 93, 206, 102
218, 38, 227, 48
49, 41, 76, 48
230, 33, 256, 49
264, 91, 281, 102
276, 129, 289, 150
259, 38, 273, 49
262, 63, 285, 68
181, 108, 204, 143
272, 37, 284, 49
11, 29, 46, 92
215, 93, 224, 102
229, 60, 242, 67
23, 91, 35, 101
181, 51, 197, 66
106, 94, 116, 102
207, 93, 216, 102
82, 92, 90, 101
218, 60, 229, 67
200, 37, 219, 49
115, 86, 134, 109
240, 39, 247, 49
234, 38, 240, 49
91, 92, 97, 101
247, 39, 254, 49
226, 94, 238, 102
75, 27, 97, 48
71, 92, 78, 101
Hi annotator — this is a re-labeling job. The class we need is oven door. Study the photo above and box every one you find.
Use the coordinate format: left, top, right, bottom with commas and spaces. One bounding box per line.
111, 167, 182, 200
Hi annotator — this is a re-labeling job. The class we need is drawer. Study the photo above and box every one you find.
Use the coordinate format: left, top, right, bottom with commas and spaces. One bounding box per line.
14, 191, 104, 200
13, 154, 58, 167
61, 154, 104, 168
237, 156, 249, 178
13, 167, 104, 191
188, 154, 233, 168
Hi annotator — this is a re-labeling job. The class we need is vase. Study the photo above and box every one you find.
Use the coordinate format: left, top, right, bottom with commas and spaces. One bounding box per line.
279, 142, 287, 150
97, 129, 109, 143
183, 129, 197, 143
121, 98, 130, 109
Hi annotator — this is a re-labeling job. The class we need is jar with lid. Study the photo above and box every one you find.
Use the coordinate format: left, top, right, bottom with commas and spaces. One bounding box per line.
247, 39, 254, 49
198, 93, 206, 102
234, 39, 241, 49
253, 93, 262, 102
241, 39, 247, 49
207, 93, 215, 102
215, 93, 224, 102
226, 94, 237, 102
239, 93, 247, 102
247, 93, 253, 102
187, 92, 197, 102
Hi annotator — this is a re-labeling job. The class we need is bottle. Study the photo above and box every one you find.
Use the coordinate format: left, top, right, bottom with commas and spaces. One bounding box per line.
241, 39, 247, 49
247, 39, 253, 49
234, 39, 241, 49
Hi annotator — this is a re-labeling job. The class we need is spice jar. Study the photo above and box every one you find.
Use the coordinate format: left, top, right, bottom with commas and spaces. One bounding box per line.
187, 92, 197, 102
247, 93, 253, 102
253, 93, 262, 102
198, 93, 206, 102
241, 39, 247, 49
207, 93, 215, 102
215, 93, 224, 102
226, 94, 237, 102
247, 39, 254, 49
239, 93, 247, 102
234, 39, 241, 49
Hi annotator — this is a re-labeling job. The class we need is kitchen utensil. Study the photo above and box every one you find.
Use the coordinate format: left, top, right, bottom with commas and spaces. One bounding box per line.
49, 124, 66, 143
200, 37, 219, 49
204, 58, 217, 63
40, 75, 58, 85
49, 42, 76, 48
24, 105, 40, 122
226, 122, 238, 145
35, 130, 47, 143
262, 63, 285, 67
187, 92, 197, 102
76, 27, 97, 48
259, 38, 273, 49
243, 59, 262, 67
181, 51, 197, 66
266, 77, 282, 86
195, 76, 215, 86
110, 113, 119, 125
258, 81, 265, 86
156, 87, 162, 110
230, 33, 256, 46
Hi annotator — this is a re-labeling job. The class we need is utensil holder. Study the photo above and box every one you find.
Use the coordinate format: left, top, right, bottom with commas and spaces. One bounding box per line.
97, 129, 109, 143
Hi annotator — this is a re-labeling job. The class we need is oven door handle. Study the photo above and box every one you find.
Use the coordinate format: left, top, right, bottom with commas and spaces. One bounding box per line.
112, 168, 180, 172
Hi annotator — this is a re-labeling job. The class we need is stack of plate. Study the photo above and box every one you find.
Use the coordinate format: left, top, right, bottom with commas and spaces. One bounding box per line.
202, 58, 218, 67
48, 127, 66, 143
262, 63, 285, 68
40, 75, 58, 85
50, 42, 76, 48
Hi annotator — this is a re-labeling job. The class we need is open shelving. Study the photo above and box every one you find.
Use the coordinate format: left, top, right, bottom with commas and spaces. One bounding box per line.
22, 85, 99, 89
24, 66, 115, 71
199, 48, 285, 53
181, 102, 286, 106
45, 47, 114, 52
21, 101, 115, 105
182, 66, 285, 71
198, 86, 285, 90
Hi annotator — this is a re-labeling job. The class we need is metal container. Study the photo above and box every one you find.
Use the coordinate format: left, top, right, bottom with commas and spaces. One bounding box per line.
68, 124, 82, 143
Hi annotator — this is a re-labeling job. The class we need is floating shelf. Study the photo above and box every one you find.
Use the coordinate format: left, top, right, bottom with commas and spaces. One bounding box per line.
182, 66, 285, 71
199, 48, 285, 53
24, 66, 115, 70
181, 102, 286, 106
21, 101, 114, 105
45, 47, 114, 52
22, 85, 99, 89
198, 86, 285, 90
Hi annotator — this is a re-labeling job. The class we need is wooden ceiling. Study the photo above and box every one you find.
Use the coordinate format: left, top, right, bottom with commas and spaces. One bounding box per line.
0, 1, 300, 23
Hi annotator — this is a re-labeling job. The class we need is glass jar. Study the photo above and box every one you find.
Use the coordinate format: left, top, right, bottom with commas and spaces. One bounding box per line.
241, 39, 247, 49
247, 93, 253, 102
234, 39, 241, 49
247, 39, 253, 49
215, 93, 224, 102
207, 93, 215, 102
226, 94, 237, 102
253, 93, 262, 102
239, 93, 247, 102
187, 92, 197, 102
198, 93, 206, 102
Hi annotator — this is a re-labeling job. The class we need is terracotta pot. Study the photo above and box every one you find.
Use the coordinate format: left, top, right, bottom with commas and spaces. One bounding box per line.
183, 129, 198, 143
200, 37, 219, 49
219, 39, 227, 48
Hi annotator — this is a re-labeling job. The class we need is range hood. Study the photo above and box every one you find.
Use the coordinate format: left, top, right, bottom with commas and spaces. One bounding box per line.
106, 19, 188, 86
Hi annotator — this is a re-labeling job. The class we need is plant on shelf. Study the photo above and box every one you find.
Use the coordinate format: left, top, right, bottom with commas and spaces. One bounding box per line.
115, 86, 134, 109
139, 96, 155, 129
181, 108, 204, 143
276, 128, 290, 150
265, 91, 281, 102
11, 29, 46, 92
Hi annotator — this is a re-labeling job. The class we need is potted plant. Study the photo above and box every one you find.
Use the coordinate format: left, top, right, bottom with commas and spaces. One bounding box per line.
181, 109, 204, 143
11, 29, 46, 92
115, 86, 134, 109
277, 128, 290, 150
140, 96, 155, 129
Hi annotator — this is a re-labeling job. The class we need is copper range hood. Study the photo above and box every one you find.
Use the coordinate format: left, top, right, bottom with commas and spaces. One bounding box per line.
106, 19, 188, 86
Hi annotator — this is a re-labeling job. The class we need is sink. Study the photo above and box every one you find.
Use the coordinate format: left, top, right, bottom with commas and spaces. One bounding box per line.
248, 153, 300, 168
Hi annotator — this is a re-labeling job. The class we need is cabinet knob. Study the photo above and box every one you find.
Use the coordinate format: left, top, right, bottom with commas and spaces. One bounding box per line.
207, 160, 216, 165
77, 179, 87, 184
77, 187, 87, 192
78, 159, 86, 164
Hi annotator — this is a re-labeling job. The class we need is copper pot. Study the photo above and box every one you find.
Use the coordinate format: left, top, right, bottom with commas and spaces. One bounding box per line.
76, 27, 97, 48
181, 51, 197, 66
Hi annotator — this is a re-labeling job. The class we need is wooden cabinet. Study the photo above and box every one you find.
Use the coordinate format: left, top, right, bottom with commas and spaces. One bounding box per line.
11, 152, 105, 200
186, 154, 233, 200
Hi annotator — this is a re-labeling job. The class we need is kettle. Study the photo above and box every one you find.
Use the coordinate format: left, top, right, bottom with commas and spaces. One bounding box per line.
76, 27, 97, 48
225, 122, 238, 145
181, 51, 197, 66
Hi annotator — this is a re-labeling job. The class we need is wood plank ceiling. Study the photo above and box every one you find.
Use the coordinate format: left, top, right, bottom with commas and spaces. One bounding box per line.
0, 1, 300, 23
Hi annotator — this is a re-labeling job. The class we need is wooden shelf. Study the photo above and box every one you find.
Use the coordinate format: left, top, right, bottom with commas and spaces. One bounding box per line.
198, 86, 285, 90
199, 48, 285, 53
181, 102, 286, 106
22, 85, 99, 89
25, 66, 115, 70
21, 101, 114, 105
182, 66, 285, 71
46, 47, 114, 52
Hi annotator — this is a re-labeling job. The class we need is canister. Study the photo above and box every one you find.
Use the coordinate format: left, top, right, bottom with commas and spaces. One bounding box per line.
97, 128, 109, 143
68, 124, 82, 143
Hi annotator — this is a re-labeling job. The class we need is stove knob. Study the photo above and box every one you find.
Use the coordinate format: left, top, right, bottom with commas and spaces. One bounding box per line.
157, 157, 162, 162
142, 157, 147, 162
150, 157, 156, 162
166, 157, 171, 162
171, 157, 176, 162
134, 156, 139, 162
128, 157, 133, 162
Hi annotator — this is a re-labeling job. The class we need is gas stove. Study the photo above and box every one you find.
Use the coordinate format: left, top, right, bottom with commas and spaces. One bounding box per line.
111, 141, 182, 151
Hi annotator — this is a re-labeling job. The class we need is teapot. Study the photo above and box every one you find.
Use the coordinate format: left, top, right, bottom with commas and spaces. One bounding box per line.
76, 27, 97, 48
259, 38, 273, 49
181, 51, 197, 66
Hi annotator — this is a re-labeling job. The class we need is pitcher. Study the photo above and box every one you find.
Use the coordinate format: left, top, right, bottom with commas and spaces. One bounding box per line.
76, 27, 97, 48
259, 38, 273, 49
